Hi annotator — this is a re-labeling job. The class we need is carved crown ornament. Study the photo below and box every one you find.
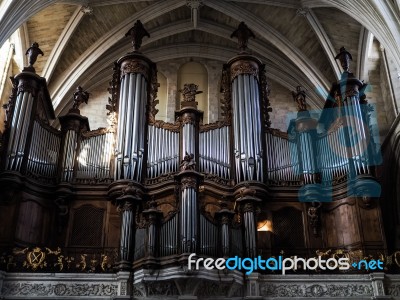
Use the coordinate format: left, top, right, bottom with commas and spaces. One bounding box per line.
230, 60, 259, 81
120, 59, 149, 79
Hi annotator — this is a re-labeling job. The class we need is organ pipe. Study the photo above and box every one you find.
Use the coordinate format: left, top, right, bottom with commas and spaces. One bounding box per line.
114, 53, 155, 182
229, 57, 264, 183
58, 108, 90, 182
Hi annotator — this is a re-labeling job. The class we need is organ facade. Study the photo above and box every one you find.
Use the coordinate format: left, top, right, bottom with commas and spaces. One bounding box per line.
0, 20, 398, 300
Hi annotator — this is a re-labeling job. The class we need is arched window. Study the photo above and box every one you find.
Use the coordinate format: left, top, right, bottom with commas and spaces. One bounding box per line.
177, 62, 209, 123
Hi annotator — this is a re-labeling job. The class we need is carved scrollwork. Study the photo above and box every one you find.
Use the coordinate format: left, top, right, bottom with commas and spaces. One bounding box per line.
120, 59, 149, 79
177, 114, 196, 126
241, 202, 255, 213
230, 60, 259, 81
150, 120, 180, 132
260, 283, 373, 298
238, 185, 257, 199
308, 201, 322, 236
181, 177, 198, 190
220, 65, 232, 123
17, 80, 37, 97
135, 209, 147, 229
148, 65, 160, 123
117, 200, 134, 213
3, 76, 18, 129
265, 127, 289, 139
200, 120, 230, 132
2, 282, 118, 297
260, 64, 272, 127
203, 173, 231, 186
81, 127, 108, 138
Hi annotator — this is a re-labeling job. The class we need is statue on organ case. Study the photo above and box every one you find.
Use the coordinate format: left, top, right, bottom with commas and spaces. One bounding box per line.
291, 85, 307, 111
25, 42, 44, 71
72, 86, 89, 110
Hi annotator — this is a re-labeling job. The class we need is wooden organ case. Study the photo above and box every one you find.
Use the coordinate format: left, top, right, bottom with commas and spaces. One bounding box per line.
0, 20, 387, 298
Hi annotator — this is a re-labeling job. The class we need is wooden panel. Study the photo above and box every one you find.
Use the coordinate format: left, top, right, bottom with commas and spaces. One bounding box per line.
106, 215, 121, 248
0, 203, 17, 243
323, 200, 361, 248
15, 200, 44, 244
359, 206, 383, 242
323, 209, 338, 248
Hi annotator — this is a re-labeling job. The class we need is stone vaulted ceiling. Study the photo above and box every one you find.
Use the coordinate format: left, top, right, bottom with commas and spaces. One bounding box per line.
0, 0, 400, 123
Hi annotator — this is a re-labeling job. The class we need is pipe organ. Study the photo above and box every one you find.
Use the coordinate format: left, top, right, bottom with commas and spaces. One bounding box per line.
0, 21, 387, 298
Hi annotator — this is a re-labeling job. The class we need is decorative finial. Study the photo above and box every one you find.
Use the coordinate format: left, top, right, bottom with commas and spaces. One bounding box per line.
230, 22, 255, 53
72, 86, 89, 110
125, 20, 150, 52
291, 86, 307, 111
25, 42, 44, 71
334, 47, 352, 72
179, 83, 202, 103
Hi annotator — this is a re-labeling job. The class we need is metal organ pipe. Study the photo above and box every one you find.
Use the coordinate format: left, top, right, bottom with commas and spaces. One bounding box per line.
230, 58, 264, 183
114, 55, 151, 182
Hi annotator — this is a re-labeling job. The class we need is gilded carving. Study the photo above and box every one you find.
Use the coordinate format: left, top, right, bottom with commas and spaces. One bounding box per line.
13, 247, 61, 271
